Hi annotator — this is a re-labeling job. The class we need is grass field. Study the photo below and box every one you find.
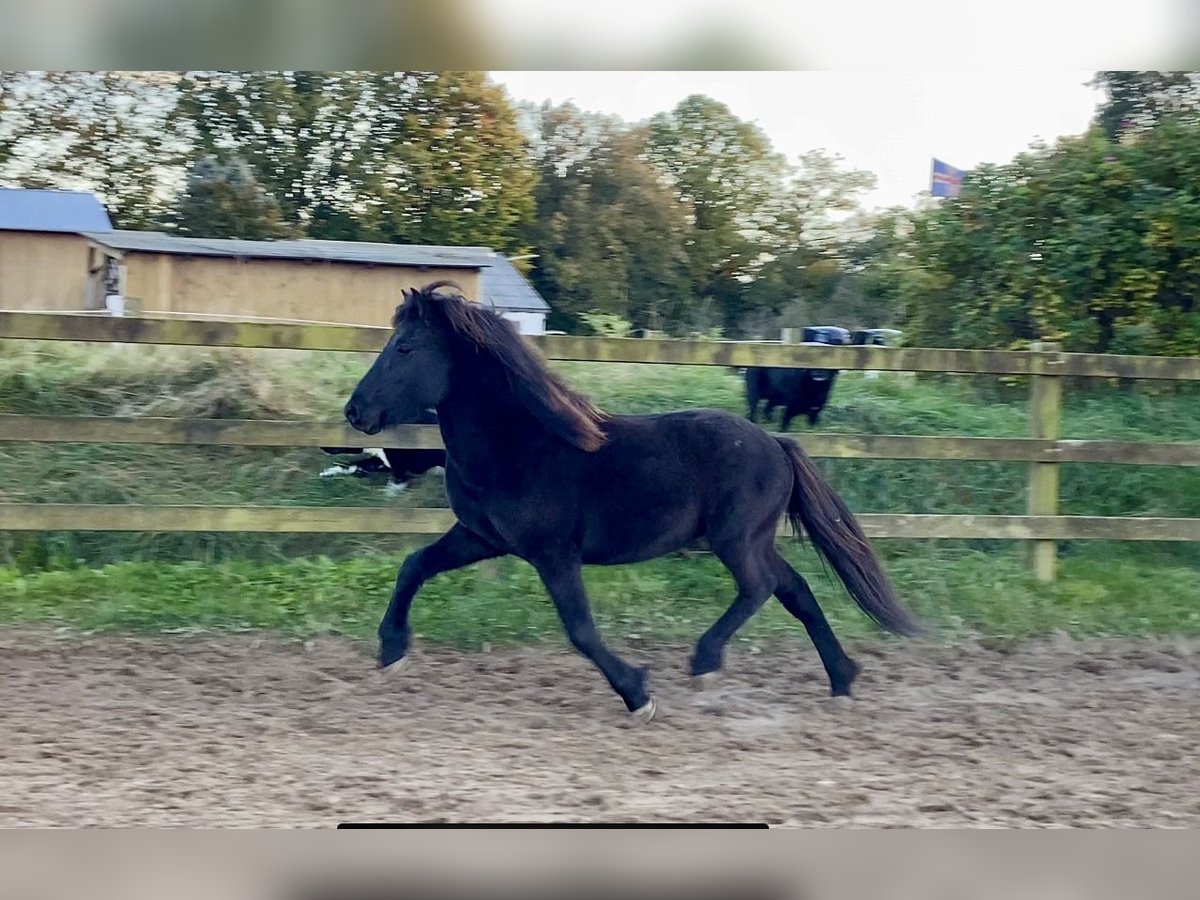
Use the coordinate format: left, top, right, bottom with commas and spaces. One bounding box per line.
1, 339, 1198, 643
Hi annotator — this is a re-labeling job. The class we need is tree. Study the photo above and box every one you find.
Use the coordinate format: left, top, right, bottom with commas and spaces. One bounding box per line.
838, 207, 932, 334
349, 72, 537, 252
522, 102, 691, 332
785, 151, 878, 250
0, 74, 15, 169
174, 71, 369, 233
870, 119, 1200, 357
747, 151, 880, 332
170, 156, 294, 239
641, 96, 877, 336
0, 71, 186, 228
1091, 71, 1200, 141
174, 71, 537, 253
644, 94, 793, 332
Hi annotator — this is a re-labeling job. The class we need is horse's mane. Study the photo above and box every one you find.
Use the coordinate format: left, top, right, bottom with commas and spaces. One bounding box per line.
393, 281, 609, 452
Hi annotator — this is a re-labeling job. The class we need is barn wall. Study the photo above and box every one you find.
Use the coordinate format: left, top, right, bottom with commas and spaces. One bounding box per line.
122, 253, 483, 326
0, 231, 92, 311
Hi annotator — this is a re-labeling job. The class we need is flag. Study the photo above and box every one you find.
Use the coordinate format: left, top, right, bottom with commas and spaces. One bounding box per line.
930, 158, 965, 198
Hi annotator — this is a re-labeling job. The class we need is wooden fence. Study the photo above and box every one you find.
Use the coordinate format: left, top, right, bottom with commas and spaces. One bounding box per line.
2, 311, 1200, 581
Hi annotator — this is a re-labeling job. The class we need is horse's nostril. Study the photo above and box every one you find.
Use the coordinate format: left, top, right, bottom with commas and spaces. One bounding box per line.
344, 401, 359, 426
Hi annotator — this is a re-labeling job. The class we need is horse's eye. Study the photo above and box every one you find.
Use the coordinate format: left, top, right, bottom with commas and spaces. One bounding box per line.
395, 344, 413, 355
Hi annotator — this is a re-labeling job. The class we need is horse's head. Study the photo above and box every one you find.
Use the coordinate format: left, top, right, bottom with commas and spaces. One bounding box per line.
346, 280, 607, 450
343, 284, 459, 436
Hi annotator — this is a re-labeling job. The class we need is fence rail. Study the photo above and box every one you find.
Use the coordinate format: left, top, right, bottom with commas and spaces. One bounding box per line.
5, 310, 1200, 380
2, 310, 1199, 581
3, 415, 1200, 466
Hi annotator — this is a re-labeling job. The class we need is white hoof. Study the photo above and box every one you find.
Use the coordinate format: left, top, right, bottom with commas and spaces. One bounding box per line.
692, 671, 721, 691
821, 695, 854, 713
380, 657, 409, 677
629, 697, 657, 725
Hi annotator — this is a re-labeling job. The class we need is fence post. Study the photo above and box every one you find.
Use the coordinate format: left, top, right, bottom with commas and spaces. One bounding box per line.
1027, 340, 1064, 581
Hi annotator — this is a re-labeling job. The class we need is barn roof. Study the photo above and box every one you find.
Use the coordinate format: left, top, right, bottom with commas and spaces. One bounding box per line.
479, 256, 549, 313
82, 230, 492, 269
0, 188, 114, 233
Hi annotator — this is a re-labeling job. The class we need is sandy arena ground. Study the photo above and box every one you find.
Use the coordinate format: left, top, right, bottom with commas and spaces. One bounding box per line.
2, 627, 1198, 827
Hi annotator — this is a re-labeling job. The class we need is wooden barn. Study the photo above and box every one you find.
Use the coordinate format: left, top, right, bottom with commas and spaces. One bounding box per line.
82, 231, 549, 335
0, 188, 114, 312
0, 189, 550, 335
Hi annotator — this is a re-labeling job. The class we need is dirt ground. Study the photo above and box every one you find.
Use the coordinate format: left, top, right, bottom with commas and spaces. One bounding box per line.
2, 626, 1198, 827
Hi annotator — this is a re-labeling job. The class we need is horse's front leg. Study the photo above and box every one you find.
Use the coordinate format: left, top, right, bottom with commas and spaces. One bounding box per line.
533, 556, 655, 722
378, 522, 503, 672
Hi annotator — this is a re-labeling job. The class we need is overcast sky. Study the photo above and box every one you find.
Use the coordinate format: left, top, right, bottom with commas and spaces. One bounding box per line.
490, 71, 1105, 211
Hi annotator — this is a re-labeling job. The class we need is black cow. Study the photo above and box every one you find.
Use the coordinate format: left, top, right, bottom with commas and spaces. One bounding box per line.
745, 326, 850, 432
746, 366, 837, 431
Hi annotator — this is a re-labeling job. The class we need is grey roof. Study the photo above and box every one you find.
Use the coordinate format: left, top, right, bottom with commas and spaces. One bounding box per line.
479, 256, 550, 313
83, 229, 493, 269
0, 188, 113, 233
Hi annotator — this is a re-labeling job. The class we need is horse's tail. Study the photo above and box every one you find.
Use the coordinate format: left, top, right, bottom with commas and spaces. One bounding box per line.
777, 437, 923, 637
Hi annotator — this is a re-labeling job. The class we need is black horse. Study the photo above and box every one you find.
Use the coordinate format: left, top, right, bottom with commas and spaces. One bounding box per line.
344, 282, 920, 722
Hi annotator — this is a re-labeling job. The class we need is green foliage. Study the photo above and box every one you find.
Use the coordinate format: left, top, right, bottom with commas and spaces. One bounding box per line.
175, 71, 537, 254
644, 94, 790, 316
10, 70, 1200, 353
170, 156, 294, 239
642, 95, 873, 335
4, 72, 884, 338
2, 71, 537, 255
578, 311, 634, 337
522, 103, 693, 332
522, 95, 878, 336
865, 113, 1200, 356
175, 71, 364, 231
1090, 71, 1200, 140
0, 71, 185, 228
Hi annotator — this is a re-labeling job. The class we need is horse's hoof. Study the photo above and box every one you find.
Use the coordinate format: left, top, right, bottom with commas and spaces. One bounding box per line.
821, 695, 854, 713
692, 671, 721, 691
629, 697, 657, 725
379, 656, 409, 678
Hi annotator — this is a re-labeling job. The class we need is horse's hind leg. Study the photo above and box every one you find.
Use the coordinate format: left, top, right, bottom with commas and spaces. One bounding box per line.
690, 537, 778, 679
770, 553, 861, 696
534, 557, 654, 721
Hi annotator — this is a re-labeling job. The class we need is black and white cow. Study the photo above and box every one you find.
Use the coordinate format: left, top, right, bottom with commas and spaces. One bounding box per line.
319, 411, 445, 495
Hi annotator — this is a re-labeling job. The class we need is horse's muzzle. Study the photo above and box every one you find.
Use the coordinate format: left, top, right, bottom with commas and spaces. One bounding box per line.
344, 399, 382, 435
